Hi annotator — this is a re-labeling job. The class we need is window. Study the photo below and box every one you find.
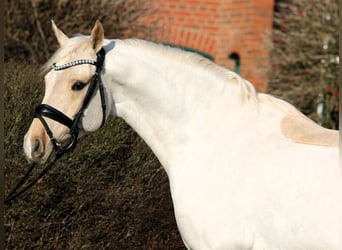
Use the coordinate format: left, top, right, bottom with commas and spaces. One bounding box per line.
229, 52, 240, 74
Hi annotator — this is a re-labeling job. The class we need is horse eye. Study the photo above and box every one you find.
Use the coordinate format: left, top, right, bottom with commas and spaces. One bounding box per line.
72, 81, 86, 91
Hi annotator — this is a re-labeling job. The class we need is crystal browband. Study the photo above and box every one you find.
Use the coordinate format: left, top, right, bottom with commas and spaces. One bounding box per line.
52, 59, 96, 71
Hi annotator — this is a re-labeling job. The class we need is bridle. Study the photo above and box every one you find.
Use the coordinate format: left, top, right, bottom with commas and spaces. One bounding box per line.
34, 48, 107, 156
5, 48, 106, 204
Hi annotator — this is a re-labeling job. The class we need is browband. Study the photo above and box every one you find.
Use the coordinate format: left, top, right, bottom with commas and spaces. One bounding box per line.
52, 59, 96, 71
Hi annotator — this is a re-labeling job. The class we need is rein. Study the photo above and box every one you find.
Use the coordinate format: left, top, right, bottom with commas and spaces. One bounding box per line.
5, 48, 106, 204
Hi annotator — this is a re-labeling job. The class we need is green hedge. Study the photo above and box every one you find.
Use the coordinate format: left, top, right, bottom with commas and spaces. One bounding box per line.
4, 63, 185, 249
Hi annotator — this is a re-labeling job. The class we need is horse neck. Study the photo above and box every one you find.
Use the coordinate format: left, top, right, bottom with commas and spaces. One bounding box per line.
103, 39, 241, 171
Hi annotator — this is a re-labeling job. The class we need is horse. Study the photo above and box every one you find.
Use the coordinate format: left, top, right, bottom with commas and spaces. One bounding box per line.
23, 21, 341, 250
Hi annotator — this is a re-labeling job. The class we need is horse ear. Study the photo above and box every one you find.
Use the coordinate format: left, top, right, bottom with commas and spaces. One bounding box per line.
51, 20, 69, 46
90, 20, 104, 52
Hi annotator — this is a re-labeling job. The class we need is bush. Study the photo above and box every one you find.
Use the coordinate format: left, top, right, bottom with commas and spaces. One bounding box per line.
5, 0, 158, 63
269, 0, 339, 129
4, 62, 185, 249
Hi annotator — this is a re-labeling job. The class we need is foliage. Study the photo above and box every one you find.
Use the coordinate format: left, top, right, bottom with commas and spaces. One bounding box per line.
5, 0, 158, 63
4, 62, 185, 249
269, 0, 339, 129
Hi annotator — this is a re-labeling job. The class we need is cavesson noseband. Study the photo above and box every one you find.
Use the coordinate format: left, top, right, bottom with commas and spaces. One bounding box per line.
34, 48, 107, 156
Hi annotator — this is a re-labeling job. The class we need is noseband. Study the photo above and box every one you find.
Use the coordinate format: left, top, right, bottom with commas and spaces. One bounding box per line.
34, 48, 106, 156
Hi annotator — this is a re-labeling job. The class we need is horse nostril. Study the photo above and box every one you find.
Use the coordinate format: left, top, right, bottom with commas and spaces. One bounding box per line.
32, 138, 44, 158
34, 139, 40, 152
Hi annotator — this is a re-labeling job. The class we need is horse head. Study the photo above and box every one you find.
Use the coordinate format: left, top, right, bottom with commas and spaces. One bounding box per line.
23, 20, 110, 164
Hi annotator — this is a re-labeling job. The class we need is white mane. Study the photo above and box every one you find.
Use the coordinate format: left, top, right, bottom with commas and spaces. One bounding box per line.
120, 39, 300, 115
42, 35, 90, 73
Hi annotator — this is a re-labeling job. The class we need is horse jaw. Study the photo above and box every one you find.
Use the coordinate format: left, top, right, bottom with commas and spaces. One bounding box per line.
81, 90, 106, 132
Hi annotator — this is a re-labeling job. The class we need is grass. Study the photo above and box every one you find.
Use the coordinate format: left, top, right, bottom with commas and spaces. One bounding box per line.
4, 62, 185, 249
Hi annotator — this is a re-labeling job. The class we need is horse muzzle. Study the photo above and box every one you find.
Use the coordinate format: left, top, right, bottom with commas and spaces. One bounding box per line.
23, 118, 77, 164
23, 119, 55, 164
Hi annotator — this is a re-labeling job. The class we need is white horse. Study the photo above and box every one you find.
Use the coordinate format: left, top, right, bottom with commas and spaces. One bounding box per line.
24, 21, 341, 250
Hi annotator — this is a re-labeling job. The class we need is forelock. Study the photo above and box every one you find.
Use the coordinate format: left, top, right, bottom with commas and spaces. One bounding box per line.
41, 35, 92, 74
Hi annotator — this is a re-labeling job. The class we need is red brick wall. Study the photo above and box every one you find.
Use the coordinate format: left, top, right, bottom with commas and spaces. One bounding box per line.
147, 0, 274, 92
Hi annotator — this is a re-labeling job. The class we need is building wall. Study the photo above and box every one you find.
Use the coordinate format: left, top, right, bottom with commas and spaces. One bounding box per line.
148, 0, 274, 92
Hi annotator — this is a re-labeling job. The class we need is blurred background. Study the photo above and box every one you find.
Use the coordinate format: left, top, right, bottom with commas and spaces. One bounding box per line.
4, 0, 339, 249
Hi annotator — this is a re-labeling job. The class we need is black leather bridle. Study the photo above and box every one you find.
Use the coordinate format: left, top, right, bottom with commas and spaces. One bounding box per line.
34, 48, 107, 156
5, 48, 106, 204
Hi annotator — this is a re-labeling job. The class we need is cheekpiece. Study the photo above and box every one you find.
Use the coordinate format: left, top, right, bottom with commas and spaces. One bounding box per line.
52, 59, 96, 71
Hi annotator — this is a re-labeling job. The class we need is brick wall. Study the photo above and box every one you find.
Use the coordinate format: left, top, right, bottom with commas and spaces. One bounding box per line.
147, 0, 274, 92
